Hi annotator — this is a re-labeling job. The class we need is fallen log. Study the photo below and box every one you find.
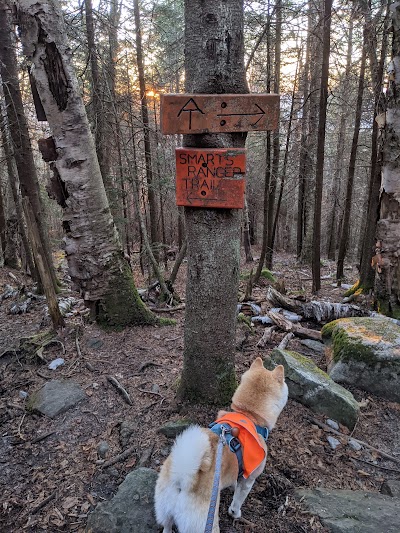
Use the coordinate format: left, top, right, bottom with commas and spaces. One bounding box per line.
266, 286, 368, 323
268, 311, 322, 341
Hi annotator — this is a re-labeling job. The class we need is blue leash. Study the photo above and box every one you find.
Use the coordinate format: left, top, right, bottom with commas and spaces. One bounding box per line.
204, 432, 225, 533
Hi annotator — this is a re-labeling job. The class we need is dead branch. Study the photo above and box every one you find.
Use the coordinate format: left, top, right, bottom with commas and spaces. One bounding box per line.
266, 286, 369, 323
100, 444, 136, 469
257, 326, 277, 348
233, 515, 258, 530
138, 444, 154, 467
268, 311, 322, 341
138, 361, 163, 372
152, 304, 185, 313
278, 332, 295, 350
107, 376, 133, 405
31, 430, 56, 444
169, 240, 187, 286
31, 491, 57, 514
350, 457, 400, 474
310, 417, 400, 465
137, 387, 165, 399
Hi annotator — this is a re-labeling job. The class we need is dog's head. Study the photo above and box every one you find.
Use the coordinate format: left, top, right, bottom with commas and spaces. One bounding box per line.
231, 357, 288, 430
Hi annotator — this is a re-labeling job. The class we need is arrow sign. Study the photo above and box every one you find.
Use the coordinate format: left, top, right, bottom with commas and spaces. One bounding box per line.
161, 93, 279, 134
217, 103, 266, 126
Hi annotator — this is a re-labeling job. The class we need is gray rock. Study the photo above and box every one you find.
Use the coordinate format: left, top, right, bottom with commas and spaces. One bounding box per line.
86, 468, 158, 533
265, 349, 359, 429
327, 436, 341, 450
119, 420, 136, 448
326, 419, 339, 430
300, 339, 325, 354
381, 479, 400, 498
158, 419, 193, 439
348, 438, 362, 451
28, 380, 85, 418
97, 441, 109, 459
322, 317, 400, 402
294, 487, 400, 533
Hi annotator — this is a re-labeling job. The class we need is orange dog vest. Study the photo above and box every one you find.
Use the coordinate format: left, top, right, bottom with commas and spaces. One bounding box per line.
215, 412, 267, 478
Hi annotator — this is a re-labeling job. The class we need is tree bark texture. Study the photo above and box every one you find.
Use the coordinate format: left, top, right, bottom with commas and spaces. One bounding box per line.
0, 0, 57, 289
375, 0, 400, 318
16, 0, 156, 328
311, 0, 332, 292
179, 0, 247, 404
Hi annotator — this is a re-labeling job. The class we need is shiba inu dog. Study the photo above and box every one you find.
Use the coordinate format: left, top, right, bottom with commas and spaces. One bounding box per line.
154, 357, 288, 533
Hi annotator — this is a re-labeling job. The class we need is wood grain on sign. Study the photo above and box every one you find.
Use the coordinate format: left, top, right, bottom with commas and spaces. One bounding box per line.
175, 148, 246, 209
161, 94, 279, 134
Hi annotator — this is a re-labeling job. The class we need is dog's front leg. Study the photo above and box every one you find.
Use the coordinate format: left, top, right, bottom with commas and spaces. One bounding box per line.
228, 477, 255, 519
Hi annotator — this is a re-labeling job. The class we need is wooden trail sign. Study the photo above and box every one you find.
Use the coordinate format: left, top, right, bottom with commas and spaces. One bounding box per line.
175, 148, 245, 208
161, 93, 279, 134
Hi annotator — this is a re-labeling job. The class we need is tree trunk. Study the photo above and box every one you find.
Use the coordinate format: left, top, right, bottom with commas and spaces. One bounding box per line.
0, 166, 6, 262
271, 46, 299, 254
16, 0, 156, 328
336, 28, 367, 281
242, 197, 253, 262
326, 16, 353, 260
23, 198, 65, 329
178, 0, 247, 405
374, 0, 400, 318
266, 0, 282, 269
311, 0, 332, 293
296, 10, 312, 260
359, 3, 389, 290
0, 0, 57, 290
254, 9, 272, 283
0, 95, 35, 274
133, 0, 160, 262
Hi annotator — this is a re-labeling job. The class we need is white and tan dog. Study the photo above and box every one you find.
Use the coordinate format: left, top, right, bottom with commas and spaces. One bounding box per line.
154, 357, 288, 532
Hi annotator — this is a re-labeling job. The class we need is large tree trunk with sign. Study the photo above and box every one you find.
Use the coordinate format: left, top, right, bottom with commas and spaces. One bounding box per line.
178, 0, 248, 404
16, 0, 157, 329
374, 0, 400, 318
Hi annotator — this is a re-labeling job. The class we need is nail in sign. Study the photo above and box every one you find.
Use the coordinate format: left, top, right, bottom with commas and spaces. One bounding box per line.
161, 94, 279, 134
175, 148, 245, 209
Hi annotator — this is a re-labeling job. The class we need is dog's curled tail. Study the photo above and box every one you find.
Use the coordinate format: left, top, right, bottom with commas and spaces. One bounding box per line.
170, 425, 213, 492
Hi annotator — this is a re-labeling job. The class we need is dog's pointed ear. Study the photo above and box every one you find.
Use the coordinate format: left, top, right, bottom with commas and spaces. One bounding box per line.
273, 364, 285, 383
250, 357, 264, 370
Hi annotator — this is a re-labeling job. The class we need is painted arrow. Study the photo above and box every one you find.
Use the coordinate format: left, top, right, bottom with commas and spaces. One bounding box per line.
217, 103, 266, 126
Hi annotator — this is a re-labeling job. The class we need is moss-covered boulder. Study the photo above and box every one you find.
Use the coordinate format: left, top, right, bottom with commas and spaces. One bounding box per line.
265, 348, 359, 429
322, 317, 400, 402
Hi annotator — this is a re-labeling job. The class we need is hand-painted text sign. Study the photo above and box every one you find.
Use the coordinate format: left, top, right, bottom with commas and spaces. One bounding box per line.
175, 148, 246, 208
161, 94, 279, 134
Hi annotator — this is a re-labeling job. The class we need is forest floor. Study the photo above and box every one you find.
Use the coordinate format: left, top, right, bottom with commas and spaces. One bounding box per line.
1, 251, 400, 533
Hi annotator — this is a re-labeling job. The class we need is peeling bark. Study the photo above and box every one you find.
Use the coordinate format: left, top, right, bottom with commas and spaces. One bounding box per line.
16, 0, 156, 328
375, 1, 400, 318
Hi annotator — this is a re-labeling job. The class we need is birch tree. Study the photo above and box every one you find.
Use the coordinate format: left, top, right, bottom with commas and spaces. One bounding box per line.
16, 0, 157, 328
374, 0, 400, 318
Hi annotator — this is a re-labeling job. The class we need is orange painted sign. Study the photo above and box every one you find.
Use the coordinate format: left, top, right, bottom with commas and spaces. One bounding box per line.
161, 94, 279, 134
175, 148, 246, 208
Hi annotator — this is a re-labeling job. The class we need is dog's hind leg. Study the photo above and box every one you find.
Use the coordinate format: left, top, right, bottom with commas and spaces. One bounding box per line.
161, 517, 174, 533
228, 477, 256, 519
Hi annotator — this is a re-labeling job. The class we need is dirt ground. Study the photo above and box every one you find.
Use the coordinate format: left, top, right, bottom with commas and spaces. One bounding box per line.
1, 252, 399, 533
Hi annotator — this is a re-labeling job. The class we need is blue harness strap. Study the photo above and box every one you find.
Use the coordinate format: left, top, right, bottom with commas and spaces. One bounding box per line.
209, 422, 244, 477
209, 420, 269, 479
